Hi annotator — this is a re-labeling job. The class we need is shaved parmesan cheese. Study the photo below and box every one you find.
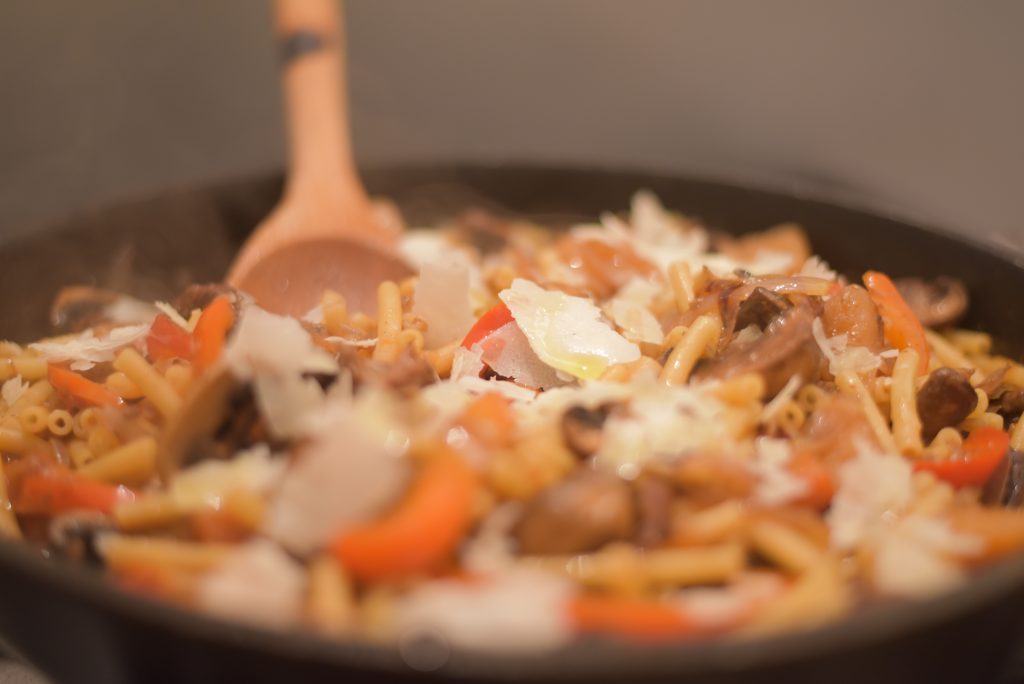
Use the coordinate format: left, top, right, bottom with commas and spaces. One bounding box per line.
750, 438, 808, 507
399, 231, 484, 290
607, 280, 664, 345
477, 323, 564, 389
301, 303, 324, 325
451, 345, 485, 381
155, 301, 190, 329
499, 279, 640, 380
871, 516, 981, 599
799, 255, 838, 281
263, 397, 409, 554
170, 444, 284, 511
827, 445, 913, 551
224, 307, 336, 379
812, 318, 882, 376
461, 502, 523, 574
395, 568, 573, 653
30, 324, 149, 368
223, 308, 338, 438
197, 539, 305, 628
1, 376, 26, 407
413, 260, 476, 348
1, 374, 25, 405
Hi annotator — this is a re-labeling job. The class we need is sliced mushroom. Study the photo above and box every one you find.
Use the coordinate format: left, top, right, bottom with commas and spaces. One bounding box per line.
821, 284, 885, 352
916, 368, 978, 442
513, 470, 635, 555
982, 449, 1024, 508
693, 304, 825, 397
49, 511, 113, 564
560, 404, 610, 458
632, 473, 673, 547
894, 277, 968, 328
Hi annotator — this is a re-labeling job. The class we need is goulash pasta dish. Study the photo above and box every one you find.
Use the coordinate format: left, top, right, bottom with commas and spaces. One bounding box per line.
1, 192, 1023, 651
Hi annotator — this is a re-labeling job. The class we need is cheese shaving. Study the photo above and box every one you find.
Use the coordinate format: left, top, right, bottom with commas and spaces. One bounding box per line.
812, 317, 882, 376
30, 324, 149, 367
499, 279, 640, 381
1, 376, 26, 407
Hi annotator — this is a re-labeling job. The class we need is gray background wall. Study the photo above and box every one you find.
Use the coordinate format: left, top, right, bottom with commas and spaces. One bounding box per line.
0, 0, 1021, 248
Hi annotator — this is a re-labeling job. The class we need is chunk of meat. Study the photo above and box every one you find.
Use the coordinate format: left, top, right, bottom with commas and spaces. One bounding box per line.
693, 305, 825, 398
560, 405, 610, 458
632, 473, 674, 547
894, 277, 968, 328
916, 368, 978, 442
513, 471, 635, 555
821, 285, 886, 353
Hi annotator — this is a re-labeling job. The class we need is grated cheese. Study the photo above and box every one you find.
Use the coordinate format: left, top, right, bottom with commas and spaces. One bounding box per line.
750, 437, 808, 507
827, 444, 913, 551
1, 376, 26, 407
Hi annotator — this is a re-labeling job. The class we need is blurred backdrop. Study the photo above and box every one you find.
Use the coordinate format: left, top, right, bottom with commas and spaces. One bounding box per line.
0, 0, 1021, 247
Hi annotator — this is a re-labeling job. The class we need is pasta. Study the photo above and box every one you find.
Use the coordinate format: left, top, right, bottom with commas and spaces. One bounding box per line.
2, 191, 1023, 652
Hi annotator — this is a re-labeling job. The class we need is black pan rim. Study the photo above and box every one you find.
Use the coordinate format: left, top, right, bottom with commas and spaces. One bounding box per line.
2, 163, 1024, 680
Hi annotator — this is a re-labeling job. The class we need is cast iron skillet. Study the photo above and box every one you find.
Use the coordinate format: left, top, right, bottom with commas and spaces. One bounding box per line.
1, 166, 1023, 684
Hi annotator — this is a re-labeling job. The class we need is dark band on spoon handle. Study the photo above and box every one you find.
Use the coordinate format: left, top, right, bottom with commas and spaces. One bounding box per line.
279, 30, 329, 65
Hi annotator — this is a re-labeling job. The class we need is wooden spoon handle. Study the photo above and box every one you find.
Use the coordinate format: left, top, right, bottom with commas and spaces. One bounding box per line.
272, 0, 367, 207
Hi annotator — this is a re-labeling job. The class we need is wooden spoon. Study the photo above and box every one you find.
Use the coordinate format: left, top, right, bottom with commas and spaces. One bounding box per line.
226, 0, 411, 317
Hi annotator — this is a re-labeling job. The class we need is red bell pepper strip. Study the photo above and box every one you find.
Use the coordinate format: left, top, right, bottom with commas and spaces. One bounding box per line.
48, 364, 123, 408
914, 427, 1009, 488
191, 296, 235, 372
461, 303, 514, 349
146, 314, 193, 363
331, 450, 477, 582
13, 470, 135, 516
863, 271, 929, 374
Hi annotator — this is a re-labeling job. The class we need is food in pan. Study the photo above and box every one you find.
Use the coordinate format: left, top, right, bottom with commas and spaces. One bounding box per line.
2, 191, 1023, 652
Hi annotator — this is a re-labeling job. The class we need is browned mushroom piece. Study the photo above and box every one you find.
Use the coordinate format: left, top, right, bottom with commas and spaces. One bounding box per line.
693, 304, 825, 398
632, 472, 674, 547
821, 284, 886, 352
560, 404, 610, 458
894, 277, 969, 328
993, 388, 1024, 423
513, 470, 635, 555
916, 367, 978, 442
50, 286, 157, 334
